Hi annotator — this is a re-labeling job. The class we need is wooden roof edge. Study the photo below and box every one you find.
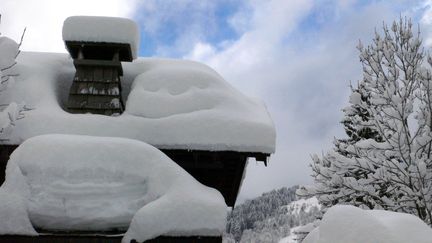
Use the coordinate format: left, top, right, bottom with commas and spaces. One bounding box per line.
64, 41, 133, 62
159, 149, 270, 166
0, 144, 271, 165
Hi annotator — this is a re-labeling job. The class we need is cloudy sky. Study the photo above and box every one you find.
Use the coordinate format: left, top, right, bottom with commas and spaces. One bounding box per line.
2, 0, 432, 202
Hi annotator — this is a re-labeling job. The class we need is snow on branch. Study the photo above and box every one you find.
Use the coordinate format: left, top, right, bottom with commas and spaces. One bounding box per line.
0, 14, 27, 140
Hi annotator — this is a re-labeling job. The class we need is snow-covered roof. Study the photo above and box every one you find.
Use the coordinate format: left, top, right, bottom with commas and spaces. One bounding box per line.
1, 52, 275, 154
0, 134, 227, 241
62, 16, 139, 59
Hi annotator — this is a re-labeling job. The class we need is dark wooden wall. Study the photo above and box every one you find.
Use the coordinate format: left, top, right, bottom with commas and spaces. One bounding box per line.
0, 145, 17, 184
161, 149, 248, 206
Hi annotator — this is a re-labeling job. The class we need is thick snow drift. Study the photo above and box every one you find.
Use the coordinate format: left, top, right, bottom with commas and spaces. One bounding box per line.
303, 205, 432, 243
1, 52, 275, 153
0, 189, 37, 236
126, 61, 271, 123
0, 134, 227, 241
62, 16, 139, 59
126, 65, 228, 118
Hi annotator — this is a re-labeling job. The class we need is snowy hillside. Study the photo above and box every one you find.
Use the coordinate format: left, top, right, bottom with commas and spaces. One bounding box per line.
224, 186, 322, 243
277, 197, 321, 243
283, 197, 321, 216
278, 225, 303, 243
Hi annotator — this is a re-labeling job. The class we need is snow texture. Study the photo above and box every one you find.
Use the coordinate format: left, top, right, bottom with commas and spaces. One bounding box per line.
303, 205, 432, 243
62, 16, 139, 59
0, 190, 37, 235
0, 102, 23, 138
0, 52, 275, 154
0, 37, 18, 69
348, 91, 361, 105
0, 134, 227, 241
278, 226, 301, 243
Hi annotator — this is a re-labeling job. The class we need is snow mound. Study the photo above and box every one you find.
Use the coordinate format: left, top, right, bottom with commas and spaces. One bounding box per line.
0, 190, 37, 236
303, 205, 432, 243
126, 62, 263, 119
0, 134, 227, 241
62, 16, 139, 59
2, 53, 275, 154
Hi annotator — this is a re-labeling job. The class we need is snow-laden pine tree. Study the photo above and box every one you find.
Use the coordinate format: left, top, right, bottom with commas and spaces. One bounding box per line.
0, 15, 27, 139
297, 82, 387, 209
299, 17, 432, 225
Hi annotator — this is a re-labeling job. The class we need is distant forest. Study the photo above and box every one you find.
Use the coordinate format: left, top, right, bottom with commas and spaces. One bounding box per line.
224, 186, 321, 243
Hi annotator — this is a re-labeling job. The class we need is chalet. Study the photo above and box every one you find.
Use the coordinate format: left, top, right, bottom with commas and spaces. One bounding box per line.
0, 16, 276, 243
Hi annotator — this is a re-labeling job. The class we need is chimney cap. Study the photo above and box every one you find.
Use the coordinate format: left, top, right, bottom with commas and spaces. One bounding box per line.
62, 16, 139, 60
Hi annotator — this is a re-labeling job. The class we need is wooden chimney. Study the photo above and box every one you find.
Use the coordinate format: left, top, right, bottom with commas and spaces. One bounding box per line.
62, 16, 138, 116
65, 41, 133, 116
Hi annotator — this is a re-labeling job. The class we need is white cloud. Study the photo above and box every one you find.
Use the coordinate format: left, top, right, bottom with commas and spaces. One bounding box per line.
185, 42, 216, 61
1, 0, 138, 53
420, 0, 432, 47
184, 0, 424, 201
186, 0, 314, 92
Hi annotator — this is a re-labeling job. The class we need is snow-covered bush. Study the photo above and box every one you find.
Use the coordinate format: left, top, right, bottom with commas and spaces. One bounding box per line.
0, 15, 27, 140
299, 17, 432, 225
0, 134, 227, 242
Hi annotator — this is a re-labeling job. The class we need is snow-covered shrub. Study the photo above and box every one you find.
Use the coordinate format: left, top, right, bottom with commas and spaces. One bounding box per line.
0, 36, 19, 89
0, 102, 26, 139
0, 16, 26, 140
299, 17, 432, 225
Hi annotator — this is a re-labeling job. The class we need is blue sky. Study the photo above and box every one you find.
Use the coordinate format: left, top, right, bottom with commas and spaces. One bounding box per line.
135, 1, 242, 57
3, 0, 432, 201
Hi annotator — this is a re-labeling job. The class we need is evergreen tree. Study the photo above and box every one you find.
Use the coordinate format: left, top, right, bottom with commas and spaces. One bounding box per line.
338, 82, 383, 150
299, 17, 432, 225
298, 82, 388, 209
